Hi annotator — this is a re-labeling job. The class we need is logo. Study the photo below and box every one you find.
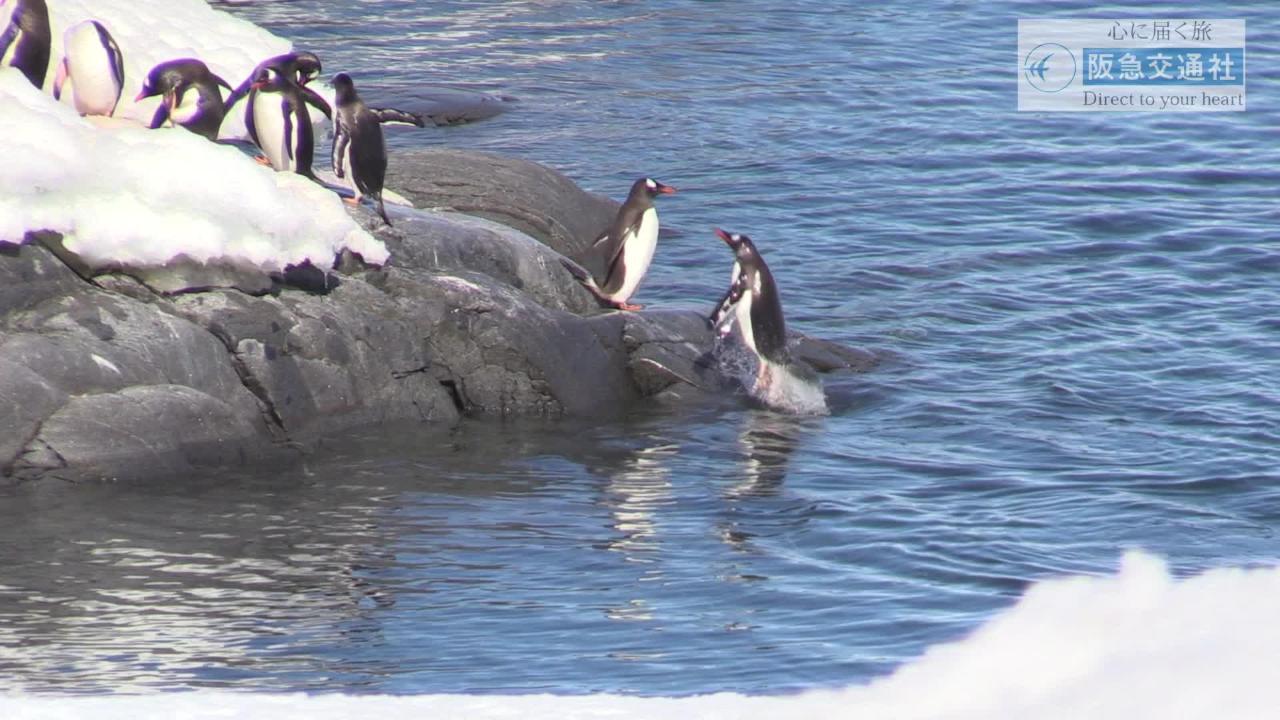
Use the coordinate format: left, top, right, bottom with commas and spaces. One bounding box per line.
1023, 43, 1076, 92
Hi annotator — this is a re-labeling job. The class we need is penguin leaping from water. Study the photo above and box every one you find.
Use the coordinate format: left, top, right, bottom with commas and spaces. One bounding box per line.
709, 228, 789, 367
53, 20, 124, 116
0, 0, 51, 89
562, 177, 676, 311
331, 72, 423, 226
137, 58, 233, 141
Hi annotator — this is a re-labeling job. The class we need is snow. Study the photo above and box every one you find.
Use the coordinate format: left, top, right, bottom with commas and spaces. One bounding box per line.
44, 0, 289, 138
1, 0, 387, 273
4, 552, 1278, 719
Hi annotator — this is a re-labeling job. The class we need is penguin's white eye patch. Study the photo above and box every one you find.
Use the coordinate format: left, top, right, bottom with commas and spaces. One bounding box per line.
645, 179, 656, 189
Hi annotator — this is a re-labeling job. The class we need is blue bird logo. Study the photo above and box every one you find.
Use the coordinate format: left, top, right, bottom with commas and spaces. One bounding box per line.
1023, 44, 1076, 93
1028, 54, 1052, 82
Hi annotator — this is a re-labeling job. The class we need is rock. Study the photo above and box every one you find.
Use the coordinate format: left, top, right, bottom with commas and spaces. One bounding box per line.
10, 385, 271, 483
2, 150, 874, 484
397, 86, 516, 126
384, 148, 618, 256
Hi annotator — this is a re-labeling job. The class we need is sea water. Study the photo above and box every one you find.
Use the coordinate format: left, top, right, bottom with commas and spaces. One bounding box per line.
1, 0, 1278, 710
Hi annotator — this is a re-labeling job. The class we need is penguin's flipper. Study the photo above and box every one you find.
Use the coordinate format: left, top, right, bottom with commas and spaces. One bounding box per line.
332, 126, 350, 178
282, 97, 295, 162
223, 81, 249, 112
372, 107, 426, 128
709, 277, 746, 330
0, 21, 18, 64
104, 29, 125, 114
149, 98, 171, 129
302, 86, 332, 120
52, 57, 68, 100
212, 73, 234, 92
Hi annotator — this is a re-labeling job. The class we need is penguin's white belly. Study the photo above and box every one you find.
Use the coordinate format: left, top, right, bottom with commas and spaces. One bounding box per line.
169, 88, 203, 125
735, 288, 757, 355
336, 140, 358, 197
67, 56, 119, 115
613, 207, 659, 302
253, 94, 292, 171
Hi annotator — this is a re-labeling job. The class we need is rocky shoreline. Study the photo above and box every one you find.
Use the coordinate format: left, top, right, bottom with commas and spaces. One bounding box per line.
0, 150, 875, 484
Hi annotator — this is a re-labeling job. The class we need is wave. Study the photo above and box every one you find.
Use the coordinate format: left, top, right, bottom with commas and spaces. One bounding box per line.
6, 552, 1276, 719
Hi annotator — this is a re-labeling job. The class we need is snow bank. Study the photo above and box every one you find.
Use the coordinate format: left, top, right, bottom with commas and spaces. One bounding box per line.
0, 69, 385, 270
4, 552, 1278, 719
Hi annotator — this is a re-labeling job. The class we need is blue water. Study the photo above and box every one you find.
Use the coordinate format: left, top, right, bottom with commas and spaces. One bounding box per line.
1, 0, 1277, 697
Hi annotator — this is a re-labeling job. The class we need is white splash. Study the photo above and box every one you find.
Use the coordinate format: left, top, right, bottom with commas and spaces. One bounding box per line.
4, 552, 1277, 719
713, 337, 828, 415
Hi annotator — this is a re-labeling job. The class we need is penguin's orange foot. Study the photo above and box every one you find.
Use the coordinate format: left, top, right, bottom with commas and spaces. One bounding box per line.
617, 302, 644, 311
253, 155, 272, 167
342, 197, 360, 206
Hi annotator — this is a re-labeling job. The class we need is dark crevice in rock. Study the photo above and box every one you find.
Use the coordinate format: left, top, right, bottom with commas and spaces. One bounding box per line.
197, 321, 290, 441
439, 379, 466, 414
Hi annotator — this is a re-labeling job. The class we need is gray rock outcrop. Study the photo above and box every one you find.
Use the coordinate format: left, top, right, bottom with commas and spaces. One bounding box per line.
0, 150, 874, 484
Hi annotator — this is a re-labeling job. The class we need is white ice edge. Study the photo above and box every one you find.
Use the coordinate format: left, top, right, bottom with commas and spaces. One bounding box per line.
4, 551, 1279, 719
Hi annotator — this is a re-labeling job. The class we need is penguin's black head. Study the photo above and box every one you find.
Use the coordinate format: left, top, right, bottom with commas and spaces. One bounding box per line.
294, 52, 323, 85
137, 58, 207, 100
331, 73, 359, 104
250, 66, 285, 91
635, 177, 676, 198
715, 228, 761, 264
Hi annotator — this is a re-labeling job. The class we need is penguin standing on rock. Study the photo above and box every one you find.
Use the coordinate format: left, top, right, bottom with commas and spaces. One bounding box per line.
562, 177, 676, 311
0, 0, 51, 89
53, 20, 124, 116
137, 58, 233, 141
331, 72, 423, 225
245, 64, 329, 178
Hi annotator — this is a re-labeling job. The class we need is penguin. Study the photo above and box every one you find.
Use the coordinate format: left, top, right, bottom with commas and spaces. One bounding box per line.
708, 228, 789, 367
53, 20, 124, 116
224, 51, 329, 120
245, 64, 330, 178
136, 58, 233, 141
561, 177, 676, 311
330, 72, 424, 226
0, 0, 51, 89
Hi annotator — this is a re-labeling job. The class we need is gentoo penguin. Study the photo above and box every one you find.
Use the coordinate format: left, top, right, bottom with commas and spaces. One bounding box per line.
330, 73, 424, 225
562, 177, 677, 311
0, 0, 51, 89
137, 58, 233, 141
53, 20, 124, 116
245, 64, 329, 178
225, 51, 329, 120
708, 228, 789, 367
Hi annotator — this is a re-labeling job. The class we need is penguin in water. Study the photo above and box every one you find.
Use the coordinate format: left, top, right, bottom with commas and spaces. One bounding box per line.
561, 177, 677, 311
330, 72, 424, 226
224, 51, 329, 120
0, 0, 50, 89
136, 58, 233, 141
53, 20, 124, 116
708, 228, 790, 369
245, 64, 332, 178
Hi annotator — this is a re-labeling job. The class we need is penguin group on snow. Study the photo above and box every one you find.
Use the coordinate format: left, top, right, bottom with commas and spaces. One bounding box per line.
3, 0, 816, 409
2, 0, 423, 226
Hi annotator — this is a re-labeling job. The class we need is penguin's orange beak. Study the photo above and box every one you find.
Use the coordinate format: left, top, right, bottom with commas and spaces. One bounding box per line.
714, 228, 733, 244
658, 184, 677, 194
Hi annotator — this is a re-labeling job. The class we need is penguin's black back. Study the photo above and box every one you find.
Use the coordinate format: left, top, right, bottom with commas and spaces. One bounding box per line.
3, 0, 51, 88
744, 252, 789, 363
